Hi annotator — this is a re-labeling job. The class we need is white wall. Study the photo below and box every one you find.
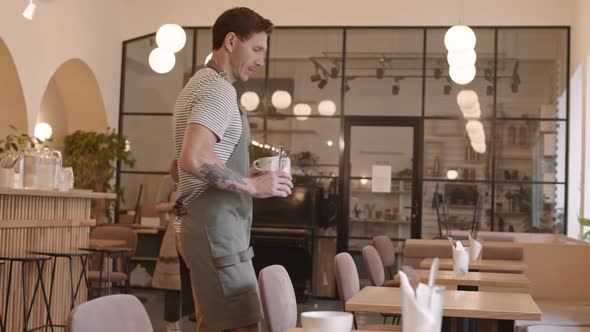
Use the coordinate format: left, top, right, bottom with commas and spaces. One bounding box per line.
0, 0, 121, 134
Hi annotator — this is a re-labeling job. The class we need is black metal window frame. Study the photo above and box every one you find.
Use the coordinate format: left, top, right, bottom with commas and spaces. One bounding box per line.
116, 26, 571, 248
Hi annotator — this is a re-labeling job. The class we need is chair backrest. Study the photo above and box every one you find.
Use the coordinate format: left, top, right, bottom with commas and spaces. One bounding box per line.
372, 235, 396, 267
334, 252, 360, 309
66, 294, 153, 332
90, 226, 138, 256
361, 245, 385, 287
258, 265, 297, 332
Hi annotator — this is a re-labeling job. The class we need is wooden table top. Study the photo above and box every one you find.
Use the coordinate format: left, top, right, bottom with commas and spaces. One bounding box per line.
88, 239, 127, 248
393, 269, 530, 288
420, 258, 528, 272
346, 286, 541, 321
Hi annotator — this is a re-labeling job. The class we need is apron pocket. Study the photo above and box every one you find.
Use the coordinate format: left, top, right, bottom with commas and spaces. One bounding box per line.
214, 247, 258, 297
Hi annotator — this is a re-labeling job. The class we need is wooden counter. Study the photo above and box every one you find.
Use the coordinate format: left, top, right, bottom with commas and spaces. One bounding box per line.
0, 188, 115, 331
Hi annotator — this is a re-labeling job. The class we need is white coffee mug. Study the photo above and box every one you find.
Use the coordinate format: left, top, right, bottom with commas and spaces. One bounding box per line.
253, 156, 291, 174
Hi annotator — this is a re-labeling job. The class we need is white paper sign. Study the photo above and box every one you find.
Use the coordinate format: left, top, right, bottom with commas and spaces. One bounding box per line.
371, 165, 392, 193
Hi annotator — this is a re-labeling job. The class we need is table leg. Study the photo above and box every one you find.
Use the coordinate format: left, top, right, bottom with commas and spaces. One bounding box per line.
498, 320, 514, 332
0, 261, 14, 332
35, 261, 54, 332
73, 256, 89, 308
44, 257, 58, 331
458, 285, 479, 332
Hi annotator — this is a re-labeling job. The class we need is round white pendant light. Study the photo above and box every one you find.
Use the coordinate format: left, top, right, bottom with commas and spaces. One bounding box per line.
469, 131, 486, 145
293, 103, 312, 118
318, 100, 337, 116
240, 91, 260, 112
34, 122, 52, 141
465, 120, 483, 136
471, 142, 487, 154
156, 24, 186, 53
149, 48, 176, 74
456, 90, 479, 109
204, 52, 212, 65
462, 106, 481, 119
449, 65, 476, 85
447, 49, 477, 68
447, 170, 459, 180
444, 25, 477, 52
271, 90, 292, 110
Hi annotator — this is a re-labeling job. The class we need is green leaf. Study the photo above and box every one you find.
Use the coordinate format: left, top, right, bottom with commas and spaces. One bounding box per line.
578, 216, 590, 227
583, 230, 590, 241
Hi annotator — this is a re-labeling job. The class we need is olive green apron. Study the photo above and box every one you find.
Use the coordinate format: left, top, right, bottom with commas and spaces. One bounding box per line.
180, 68, 260, 331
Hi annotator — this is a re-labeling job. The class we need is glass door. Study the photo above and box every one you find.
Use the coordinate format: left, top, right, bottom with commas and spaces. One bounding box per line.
339, 117, 422, 253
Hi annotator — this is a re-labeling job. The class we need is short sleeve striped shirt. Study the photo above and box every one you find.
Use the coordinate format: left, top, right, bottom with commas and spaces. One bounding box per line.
172, 66, 242, 233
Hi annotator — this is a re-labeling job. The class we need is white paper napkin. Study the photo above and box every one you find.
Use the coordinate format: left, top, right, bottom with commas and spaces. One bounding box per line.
399, 258, 445, 332
468, 234, 482, 262
453, 241, 469, 276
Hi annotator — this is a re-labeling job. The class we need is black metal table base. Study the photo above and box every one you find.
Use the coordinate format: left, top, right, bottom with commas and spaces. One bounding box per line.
0, 256, 54, 332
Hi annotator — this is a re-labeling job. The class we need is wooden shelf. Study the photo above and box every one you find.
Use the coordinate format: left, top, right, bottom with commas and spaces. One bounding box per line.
131, 256, 158, 262
349, 218, 409, 225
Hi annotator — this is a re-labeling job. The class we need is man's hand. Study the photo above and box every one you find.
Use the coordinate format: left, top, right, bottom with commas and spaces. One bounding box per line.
248, 171, 293, 198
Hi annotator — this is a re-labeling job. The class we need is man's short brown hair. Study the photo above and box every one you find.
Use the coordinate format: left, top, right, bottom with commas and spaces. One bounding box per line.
212, 7, 273, 50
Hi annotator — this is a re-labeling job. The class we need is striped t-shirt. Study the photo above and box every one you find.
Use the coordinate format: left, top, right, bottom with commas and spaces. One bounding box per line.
172, 66, 242, 233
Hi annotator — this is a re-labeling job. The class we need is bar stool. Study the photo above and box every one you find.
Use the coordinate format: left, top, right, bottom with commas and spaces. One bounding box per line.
79, 247, 132, 298
30, 250, 93, 330
0, 254, 53, 332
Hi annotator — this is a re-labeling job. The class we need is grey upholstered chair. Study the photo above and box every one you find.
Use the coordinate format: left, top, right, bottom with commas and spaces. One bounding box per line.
372, 235, 397, 279
66, 294, 153, 332
333, 252, 401, 331
258, 265, 297, 332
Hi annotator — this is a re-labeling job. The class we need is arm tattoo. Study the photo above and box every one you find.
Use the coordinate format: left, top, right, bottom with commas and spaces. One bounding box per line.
199, 162, 247, 192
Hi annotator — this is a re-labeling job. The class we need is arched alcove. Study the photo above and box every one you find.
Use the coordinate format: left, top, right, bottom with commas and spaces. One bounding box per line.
0, 37, 28, 138
38, 58, 108, 145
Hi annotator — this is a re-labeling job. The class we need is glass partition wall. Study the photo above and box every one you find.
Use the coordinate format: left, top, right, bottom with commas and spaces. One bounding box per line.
118, 27, 569, 252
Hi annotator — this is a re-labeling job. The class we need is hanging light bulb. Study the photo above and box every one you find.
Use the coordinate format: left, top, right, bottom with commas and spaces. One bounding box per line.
462, 106, 481, 119
34, 122, 52, 141
471, 142, 487, 154
271, 90, 292, 110
469, 130, 486, 145
156, 24, 187, 53
465, 120, 484, 136
449, 65, 476, 85
293, 103, 311, 121
444, 25, 477, 52
447, 170, 459, 180
318, 100, 337, 116
240, 91, 260, 112
447, 49, 477, 68
204, 52, 213, 65
149, 48, 176, 74
456, 90, 479, 109
23, 0, 36, 20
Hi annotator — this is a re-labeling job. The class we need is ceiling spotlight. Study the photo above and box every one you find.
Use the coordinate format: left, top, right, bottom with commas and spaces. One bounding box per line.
511, 82, 519, 93
486, 85, 493, 96
376, 68, 384, 79
326, 140, 334, 147
444, 84, 452, 95
318, 79, 327, 89
310, 73, 322, 83
434, 68, 442, 79
330, 67, 339, 79
344, 82, 351, 93
23, 0, 36, 20
392, 84, 400, 95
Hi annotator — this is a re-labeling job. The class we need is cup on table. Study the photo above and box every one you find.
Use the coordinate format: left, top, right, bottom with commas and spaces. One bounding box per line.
301, 311, 353, 332
452, 247, 470, 276
252, 155, 291, 174
0, 168, 14, 188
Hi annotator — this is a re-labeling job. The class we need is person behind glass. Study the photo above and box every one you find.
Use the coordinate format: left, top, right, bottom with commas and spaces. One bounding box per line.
152, 160, 183, 331
173, 7, 293, 332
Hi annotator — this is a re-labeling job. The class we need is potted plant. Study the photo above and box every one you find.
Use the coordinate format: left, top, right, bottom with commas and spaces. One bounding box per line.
63, 129, 135, 223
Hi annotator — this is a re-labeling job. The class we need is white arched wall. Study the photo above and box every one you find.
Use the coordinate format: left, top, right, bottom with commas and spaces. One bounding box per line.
37, 59, 108, 145
0, 0, 121, 135
0, 37, 27, 138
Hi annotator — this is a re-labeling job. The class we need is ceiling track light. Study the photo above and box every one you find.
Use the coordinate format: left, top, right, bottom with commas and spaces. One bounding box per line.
376, 67, 384, 79
434, 68, 442, 79
330, 67, 339, 79
392, 84, 400, 96
318, 79, 328, 89
23, 0, 36, 20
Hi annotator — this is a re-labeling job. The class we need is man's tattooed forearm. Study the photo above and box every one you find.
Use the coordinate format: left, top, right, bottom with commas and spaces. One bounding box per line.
199, 162, 246, 191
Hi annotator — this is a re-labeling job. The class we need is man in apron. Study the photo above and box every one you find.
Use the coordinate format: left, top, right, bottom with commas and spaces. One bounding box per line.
173, 7, 293, 332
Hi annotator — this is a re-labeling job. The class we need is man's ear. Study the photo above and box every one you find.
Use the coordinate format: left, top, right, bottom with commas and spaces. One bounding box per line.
224, 32, 237, 53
